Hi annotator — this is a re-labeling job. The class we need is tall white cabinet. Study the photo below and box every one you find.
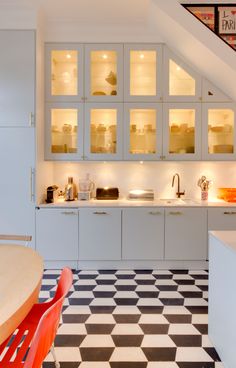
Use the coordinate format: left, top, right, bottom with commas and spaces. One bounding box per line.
0, 30, 36, 247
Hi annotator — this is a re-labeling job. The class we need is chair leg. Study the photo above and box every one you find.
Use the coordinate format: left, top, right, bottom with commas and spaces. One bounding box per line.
50, 343, 60, 368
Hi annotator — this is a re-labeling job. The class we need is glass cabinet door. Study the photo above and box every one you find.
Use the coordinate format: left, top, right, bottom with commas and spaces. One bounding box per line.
202, 103, 236, 160
124, 44, 162, 102
124, 103, 162, 160
163, 47, 201, 102
45, 103, 84, 160
84, 103, 123, 160
45, 44, 84, 102
84, 44, 123, 102
163, 103, 201, 160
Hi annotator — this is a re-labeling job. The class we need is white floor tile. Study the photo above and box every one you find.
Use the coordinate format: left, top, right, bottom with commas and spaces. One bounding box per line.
159, 291, 183, 298
63, 306, 91, 315
79, 363, 110, 368
44, 347, 81, 362
110, 347, 147, 362
163, 306, 191, 315
69, 291, 94, 298
112, 306, 140, 314
90, 298, 116, 306
202, 335, 214, 347
57, 323, 87, 335
184, 298, 208, 306
112, 324, 143, 335
86, 314, 115, 324
80, 335, 115, 347
168, 324, 200, 335
147, 363, 179, 368
114, 291, 138, 298
176, 347, 213, 362
192, 314, 208, 324
142, 334, 176, 347
137, 298, 163, 306
139, 314, 169, 324
136, 285, 158, 292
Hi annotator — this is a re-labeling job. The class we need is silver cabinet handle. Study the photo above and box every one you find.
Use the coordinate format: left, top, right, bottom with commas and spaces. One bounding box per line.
169, 211, 182, 215
29, 167, 35, 202
93, 211, 107, 215
223, 211, 236, 215
149, 211, 162, 215
29, 112, 34, 126
61, 211, 77, 215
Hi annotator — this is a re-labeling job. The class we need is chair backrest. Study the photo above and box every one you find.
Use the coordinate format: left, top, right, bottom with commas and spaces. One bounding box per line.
23, 267, 73, 368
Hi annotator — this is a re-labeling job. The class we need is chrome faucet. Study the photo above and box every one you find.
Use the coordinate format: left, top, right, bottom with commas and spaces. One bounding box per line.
172, 173, 185, 198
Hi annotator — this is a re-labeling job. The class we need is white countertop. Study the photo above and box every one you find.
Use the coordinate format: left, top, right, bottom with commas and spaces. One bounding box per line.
38, 197, 236, 208
209, 231, 236, 253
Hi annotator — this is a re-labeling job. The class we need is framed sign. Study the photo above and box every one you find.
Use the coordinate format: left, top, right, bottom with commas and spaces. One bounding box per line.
219, 7, 236, 34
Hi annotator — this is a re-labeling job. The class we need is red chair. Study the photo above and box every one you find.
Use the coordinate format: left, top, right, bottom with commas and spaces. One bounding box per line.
0, 267, 73, 367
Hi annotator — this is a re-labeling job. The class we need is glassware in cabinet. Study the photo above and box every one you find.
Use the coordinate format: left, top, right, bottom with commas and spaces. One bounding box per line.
45, 44, 84, 102
202, 103, 236, 160
45, 103, 84, 160
124, 103, 162, 160
163, 103, 201, 160
84, 103, 123, 160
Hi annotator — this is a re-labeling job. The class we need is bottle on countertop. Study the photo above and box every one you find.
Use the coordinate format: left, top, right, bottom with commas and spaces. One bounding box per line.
65, 177, 76, 201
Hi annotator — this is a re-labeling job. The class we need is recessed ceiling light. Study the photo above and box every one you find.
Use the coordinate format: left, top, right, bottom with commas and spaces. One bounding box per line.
66, 53, 71, 59
103, 54, 108, 59
176, 66, 181, 71
140, 54, 145, 59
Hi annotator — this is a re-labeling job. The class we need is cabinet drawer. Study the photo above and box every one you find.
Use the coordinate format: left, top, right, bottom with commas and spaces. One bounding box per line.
208, 208, 236, 230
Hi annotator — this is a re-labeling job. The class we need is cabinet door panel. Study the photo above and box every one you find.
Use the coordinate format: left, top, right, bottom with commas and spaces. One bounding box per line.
0, 30, 35, 126
165, 208, 207, 260
0, 128, 35, 246
208, 208, 236, 230
36, 209, 79, 260
79, 208, 121, 260
122, 208, 164, 260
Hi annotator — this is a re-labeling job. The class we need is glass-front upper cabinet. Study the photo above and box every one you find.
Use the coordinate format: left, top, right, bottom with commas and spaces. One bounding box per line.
84, 103, 123, 160
163, 47, 201, 102
45, 44, 84, 102
84, 44, 123, 102
163, 103, 201, 160
45, 103, 84, 160
124, 103, 162, 160
202, 103, 236, 160
124, 44, 163, 102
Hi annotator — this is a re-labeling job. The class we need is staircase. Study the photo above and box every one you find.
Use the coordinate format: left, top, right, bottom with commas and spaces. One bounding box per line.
182, 4, 236, 51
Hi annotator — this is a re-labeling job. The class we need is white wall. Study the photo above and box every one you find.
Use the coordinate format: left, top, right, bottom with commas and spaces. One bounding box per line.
47, 161, 236, 202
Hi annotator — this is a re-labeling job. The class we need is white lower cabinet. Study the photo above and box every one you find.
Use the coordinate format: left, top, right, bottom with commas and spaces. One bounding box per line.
165, 208, 208, 260
79, 208, 122, 260
36, 208, 79, 260
122, 208, 164, 260
208, 208, 236, 230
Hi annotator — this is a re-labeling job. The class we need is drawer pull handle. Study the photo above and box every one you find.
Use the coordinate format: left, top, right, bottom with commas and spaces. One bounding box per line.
149, 211, 162, 215
93, 211, 108, 215
169, 211, 182, 215
223, 211, 236, 215
61, 211, 77, 215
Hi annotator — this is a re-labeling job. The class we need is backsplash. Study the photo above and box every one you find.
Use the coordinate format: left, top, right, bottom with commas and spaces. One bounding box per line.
48, 161, 236, 201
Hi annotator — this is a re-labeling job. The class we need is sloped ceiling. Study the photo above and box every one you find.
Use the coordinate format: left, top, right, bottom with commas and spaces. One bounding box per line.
149, 0, 236, 100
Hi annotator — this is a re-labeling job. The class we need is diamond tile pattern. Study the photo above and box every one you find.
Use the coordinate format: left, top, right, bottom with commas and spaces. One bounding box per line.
37, 269, 221, 367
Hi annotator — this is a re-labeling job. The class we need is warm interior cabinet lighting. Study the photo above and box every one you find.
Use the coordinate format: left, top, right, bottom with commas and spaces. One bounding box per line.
169, 59, 195, 96
208, 109, 234, 154
51, 109, 78, 154
130, 50, 156, 96
51, 50, 77, 96
90, 51, 117, 96
129, 109, 156, 154
90, 109, 117, 154
169, 109, 195, 154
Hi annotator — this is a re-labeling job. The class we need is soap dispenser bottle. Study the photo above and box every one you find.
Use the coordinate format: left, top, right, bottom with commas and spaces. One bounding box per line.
65, 177, 76, 201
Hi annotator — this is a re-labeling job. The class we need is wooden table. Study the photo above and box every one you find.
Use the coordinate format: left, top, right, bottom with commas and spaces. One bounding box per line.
0, 245, 43, 344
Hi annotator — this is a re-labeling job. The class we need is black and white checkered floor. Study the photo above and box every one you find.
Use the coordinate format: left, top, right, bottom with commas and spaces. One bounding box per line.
41, 269, 223, 368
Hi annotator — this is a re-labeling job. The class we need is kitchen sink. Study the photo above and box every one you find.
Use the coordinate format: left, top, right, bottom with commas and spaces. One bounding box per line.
159, 198, 199, 205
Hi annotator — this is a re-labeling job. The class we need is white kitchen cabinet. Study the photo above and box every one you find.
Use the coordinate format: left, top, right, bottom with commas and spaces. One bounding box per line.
45, 102, 84, 160
79, 208, 121, 260
122, 208, 164, 260
208, 208, 236, 230
0, 128, 35, 246
0, 30, 35, 127
202, 103, 236, 160
84, 103, 123, 160
165, 208, 208, 260
36, 208, 79, 261
124, 44, 163, 102
163, 103, 201, 160
84, 44, 123, 102
123, 103, 163, 161
45, 43, 84, 102
163, 47, 201, 102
